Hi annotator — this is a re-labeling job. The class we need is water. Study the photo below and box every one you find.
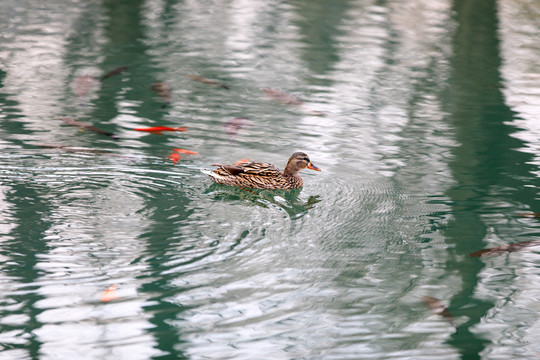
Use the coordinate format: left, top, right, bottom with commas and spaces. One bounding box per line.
1, 0, 539, 359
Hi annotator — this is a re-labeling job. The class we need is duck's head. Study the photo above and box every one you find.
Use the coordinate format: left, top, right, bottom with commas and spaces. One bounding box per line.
284, 152, 321, 176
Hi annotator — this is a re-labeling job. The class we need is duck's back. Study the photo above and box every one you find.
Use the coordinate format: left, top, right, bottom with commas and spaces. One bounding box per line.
210, 161, 302, 189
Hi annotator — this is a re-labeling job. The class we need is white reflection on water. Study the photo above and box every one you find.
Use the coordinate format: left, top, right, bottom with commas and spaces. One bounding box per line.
499, 0, 540, 174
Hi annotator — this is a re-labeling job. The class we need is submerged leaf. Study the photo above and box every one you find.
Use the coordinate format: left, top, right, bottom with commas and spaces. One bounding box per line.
470, 239, 540, 257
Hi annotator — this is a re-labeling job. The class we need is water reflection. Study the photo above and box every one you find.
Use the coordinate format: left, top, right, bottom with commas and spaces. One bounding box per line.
203, 184, 320, 219
444, 1, 540, 358
0, 184, 50, 358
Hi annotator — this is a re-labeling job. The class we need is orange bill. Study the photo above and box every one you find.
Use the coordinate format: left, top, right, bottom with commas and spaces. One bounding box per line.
307, 162, 321, 171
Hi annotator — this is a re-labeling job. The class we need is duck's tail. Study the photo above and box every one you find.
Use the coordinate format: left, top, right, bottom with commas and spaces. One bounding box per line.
200, 169, 225, 180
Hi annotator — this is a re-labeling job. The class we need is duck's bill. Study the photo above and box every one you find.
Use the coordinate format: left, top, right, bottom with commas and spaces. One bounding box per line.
307, 163, 321, 171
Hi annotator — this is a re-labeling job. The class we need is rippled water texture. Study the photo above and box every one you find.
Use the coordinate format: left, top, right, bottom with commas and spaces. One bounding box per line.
1, 0, 540, 359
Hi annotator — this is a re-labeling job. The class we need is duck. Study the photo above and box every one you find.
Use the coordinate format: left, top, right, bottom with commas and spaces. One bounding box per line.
201, 152, 321, 189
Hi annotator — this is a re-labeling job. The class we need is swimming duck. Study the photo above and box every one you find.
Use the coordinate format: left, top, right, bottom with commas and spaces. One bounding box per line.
202, 152, 321, 189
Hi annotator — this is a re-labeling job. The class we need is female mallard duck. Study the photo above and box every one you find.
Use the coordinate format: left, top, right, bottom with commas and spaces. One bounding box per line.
202, 152, 321, 189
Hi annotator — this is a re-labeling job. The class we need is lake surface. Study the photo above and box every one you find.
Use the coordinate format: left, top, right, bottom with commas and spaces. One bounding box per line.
1, 0, 540, 359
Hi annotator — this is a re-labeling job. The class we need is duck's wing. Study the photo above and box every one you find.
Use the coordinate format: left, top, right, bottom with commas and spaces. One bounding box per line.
238, 162, 281, 176
218, 165, 245, 175
216, 162, 281, 177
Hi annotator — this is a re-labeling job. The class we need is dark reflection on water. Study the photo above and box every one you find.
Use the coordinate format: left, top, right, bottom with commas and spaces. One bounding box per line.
444, 0, 538, 358
203, 184, 321, 219
0, 184, 50, 359
137, 185, 193, 360
291, 0, 351, 77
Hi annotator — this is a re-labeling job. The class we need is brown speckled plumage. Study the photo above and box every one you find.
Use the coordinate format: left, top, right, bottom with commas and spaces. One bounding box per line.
203, 152, 320, 189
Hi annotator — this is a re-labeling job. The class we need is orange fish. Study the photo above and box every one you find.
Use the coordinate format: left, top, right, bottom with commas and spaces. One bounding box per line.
169, 152, 182, 164
169, 148, 198, 164
100, 284, 119, 302
172, 148, 198, 155
133, 126, 187, 135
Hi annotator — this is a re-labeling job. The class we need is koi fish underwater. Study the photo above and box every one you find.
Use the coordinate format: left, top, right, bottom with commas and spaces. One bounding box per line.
262, 88, 325, 116
421, 296, 456, 330
151, 82, 171, 108
100, 284, 119, 302
262, 88, 304, 106
133, 126, 187, 135
168, 152, 181, 164
75, 66, 128, 100
168, 148, 198, 164
59, 117, 118, 140
469, 239, 540, 257
188, 75, 229, 89
223, 117, 250, 141
100, 66, 128, 81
